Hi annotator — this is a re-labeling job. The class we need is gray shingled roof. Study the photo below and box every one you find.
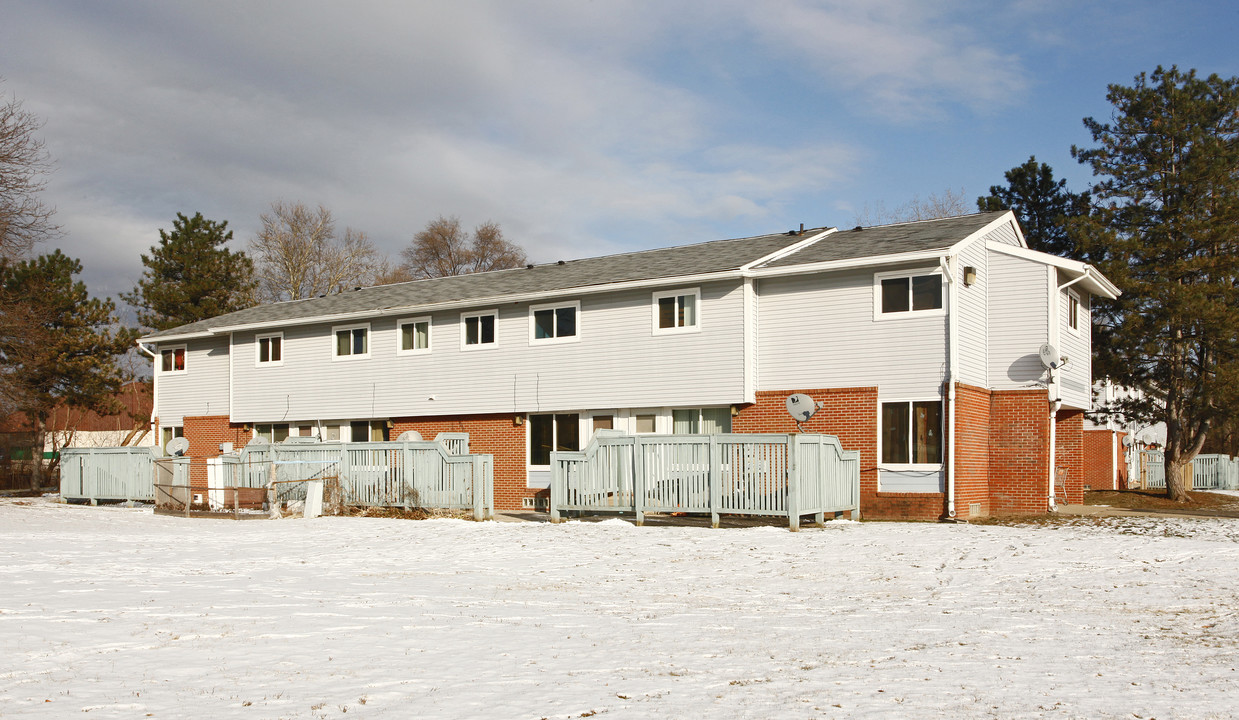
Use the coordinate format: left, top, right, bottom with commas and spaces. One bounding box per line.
142, 211, 1012, 340
756, 211, 1007, 268
142, 228, 813, 339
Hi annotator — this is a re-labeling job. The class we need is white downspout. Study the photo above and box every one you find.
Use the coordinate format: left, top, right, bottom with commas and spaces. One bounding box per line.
136, 341, 160, 445
940, 256, 958, 519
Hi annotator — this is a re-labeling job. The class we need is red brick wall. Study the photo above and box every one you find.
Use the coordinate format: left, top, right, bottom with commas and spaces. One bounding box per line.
988, 389, 1050, 514
182, 415, 251, 489
1055, 409, 1085, 504
391, 414, 531, 511
734, 387, 945, 522
953, 383, 992, 519
1083, 428, 1117, 491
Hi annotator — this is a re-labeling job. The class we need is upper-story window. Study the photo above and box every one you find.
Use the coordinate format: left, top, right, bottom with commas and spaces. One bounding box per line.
1067, 290, 1081, 334
256, 333, 283, 366
530, 302, 579, 343
398, 317, 431, 355
652, 288, 700, 334
875, 270, 943, 319
333, 323, 370, 360
160, 346, 186, 374
462, 310, 497, 349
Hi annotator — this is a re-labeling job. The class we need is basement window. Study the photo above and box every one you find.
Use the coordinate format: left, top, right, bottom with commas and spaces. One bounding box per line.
881, 400, 943, 466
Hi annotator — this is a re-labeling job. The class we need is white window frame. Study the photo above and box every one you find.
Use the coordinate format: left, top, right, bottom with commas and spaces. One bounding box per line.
1066, 289, 1082, 335
873, 269, 945, 321
159, 345, 187, 375
529, 301, 581, 345
461, 309, 499, 350
877, 397, 945, 470
255, 332, 284, 367
397, 316, 433, 355
652, 288, 701, 335
332, 323, 370, 361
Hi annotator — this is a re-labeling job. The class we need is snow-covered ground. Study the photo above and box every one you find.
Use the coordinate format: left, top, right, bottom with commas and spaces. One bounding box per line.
3, 498, 1239, 719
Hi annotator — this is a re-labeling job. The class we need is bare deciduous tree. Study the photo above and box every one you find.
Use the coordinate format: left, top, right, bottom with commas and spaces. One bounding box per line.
0, 82, 58, 261
853, 188, 970, 227
400, 216, 527, 279
250, 201, 386, 301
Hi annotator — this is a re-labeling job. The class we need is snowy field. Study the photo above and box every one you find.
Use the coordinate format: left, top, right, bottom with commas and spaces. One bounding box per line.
3, 499, 1239, 719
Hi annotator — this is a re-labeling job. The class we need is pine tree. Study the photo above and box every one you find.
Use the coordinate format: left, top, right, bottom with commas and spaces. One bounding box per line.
977, 156, 1090, 258
122, 212, 256, 331
1071, 66, 1239, 502
0, 250, 138, 489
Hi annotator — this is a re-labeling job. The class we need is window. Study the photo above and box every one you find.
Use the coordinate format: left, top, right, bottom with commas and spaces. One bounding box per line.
875, 271, 943, 318
528, 413, 580, 466
160, 425, 183, 451
530, 302, 579, 343
333, 324, 369, 359
350, 420, 389, 442
652, 288, 700, 333
462, 310, 497, 348
255, 423, 290, 443
398, 317, 431, 355
672, 408, 732, 434
881, 400, 943, 466
634, 414, 657, 434
1067, 291, 1081, 333
256, 333, 283, 366
160, 346, 186, 374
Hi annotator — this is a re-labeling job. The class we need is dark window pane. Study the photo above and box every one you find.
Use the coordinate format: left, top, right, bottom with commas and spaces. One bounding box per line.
270, 337, 281, 362
556, 307, 576, 337
658, 296, 676, 328
881, 278, 909, 313
350, 421, 370, 442
555, 414, 580, 451
534, 309, 554, 339
465, 316, 479, 344
352, 329, 367, 355
162, 350, 172, 372
480, 314, 495, 343
912, 401, 942, 464
911, 275, 942, 311
401, 324, 414, 350
881, 402, 910, 464
259, 338, 270, 363
530, 414, 553, 465
337, 330, 350, 356
273, 424, 290, 443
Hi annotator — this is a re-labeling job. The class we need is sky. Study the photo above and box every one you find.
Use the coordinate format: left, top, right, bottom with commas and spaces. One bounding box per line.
1, 0, 1237, 304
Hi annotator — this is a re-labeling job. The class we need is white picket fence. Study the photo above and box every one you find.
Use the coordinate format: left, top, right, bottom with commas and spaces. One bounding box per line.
1137, 450, 1239, 491
60, 434, 494, 519
550, 432, 860, 530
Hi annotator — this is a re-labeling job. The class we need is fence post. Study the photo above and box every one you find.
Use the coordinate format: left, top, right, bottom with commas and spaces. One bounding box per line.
471, 455, 484, 521
787, 434, 800, 532
633, 437, 645, 526
709, 435, 721, 528
550, 453, 562, 524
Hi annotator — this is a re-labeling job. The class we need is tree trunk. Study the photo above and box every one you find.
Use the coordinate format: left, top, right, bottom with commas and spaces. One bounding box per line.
28, 417, 46, 492
1164, 456, 1192, 502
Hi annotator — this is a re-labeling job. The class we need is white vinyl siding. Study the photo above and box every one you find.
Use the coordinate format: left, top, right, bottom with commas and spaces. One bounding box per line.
229, 280, 747, 422
985, 219, 1023, 247
954, 239, 989, 387
153, 336, 230, 425
757, 267, 947, 398
986, 251, 1050, 391
1057, 278, 1092, 409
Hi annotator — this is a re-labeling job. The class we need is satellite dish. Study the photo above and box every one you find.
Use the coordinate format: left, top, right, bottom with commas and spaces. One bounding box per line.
396, 430, 423, 442
786, 393, 821, 423
1038, 343, 1066, 370
166, 436, 190, 457
1122, 435, 1134, 448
